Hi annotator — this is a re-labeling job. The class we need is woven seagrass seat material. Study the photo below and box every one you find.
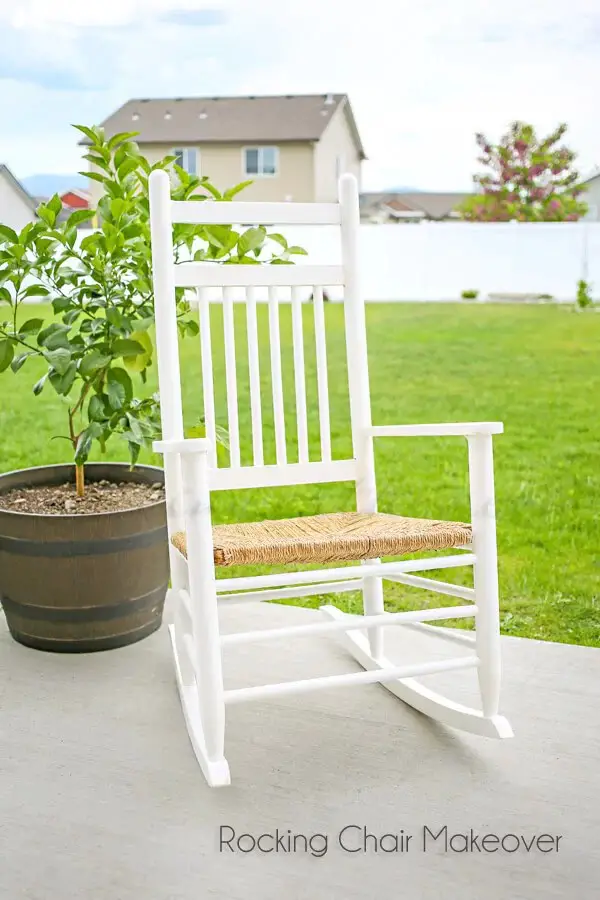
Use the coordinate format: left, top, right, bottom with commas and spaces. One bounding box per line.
171, 511, 472, 567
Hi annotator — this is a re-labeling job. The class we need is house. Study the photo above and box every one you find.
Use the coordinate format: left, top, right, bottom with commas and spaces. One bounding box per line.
86, 93, 365, 205
360, 191, 470, 223
0, 165, 37, 231
580, 168, 600, 220
60, 188, 90, 210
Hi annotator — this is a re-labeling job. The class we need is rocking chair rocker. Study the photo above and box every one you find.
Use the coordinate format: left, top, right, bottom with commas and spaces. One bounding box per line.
149, 170, 513, 787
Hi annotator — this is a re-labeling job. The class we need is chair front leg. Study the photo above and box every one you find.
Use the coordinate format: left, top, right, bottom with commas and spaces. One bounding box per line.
468, 433, 502, 718
180, 451, 226, 766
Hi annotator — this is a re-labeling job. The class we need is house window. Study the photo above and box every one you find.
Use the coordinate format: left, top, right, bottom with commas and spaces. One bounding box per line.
244, 146, 278, 176
172, 148, 198, 175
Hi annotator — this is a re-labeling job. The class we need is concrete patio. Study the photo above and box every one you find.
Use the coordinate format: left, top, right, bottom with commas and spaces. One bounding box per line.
1, 599, 599, 900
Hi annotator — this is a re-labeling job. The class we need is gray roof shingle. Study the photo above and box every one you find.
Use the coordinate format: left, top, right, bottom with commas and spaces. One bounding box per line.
94, 94, 365, 157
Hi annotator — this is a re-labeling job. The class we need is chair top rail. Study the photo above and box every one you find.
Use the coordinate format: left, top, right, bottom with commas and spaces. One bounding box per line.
171, 199, 341, 226
173, 264, 344, 288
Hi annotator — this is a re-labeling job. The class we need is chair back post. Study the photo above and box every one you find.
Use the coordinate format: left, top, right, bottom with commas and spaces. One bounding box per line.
149, 169, 185, 534
339, 174, 377, 514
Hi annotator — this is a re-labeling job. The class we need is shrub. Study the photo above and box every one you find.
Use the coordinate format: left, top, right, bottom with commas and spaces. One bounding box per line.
0, 125, 306, 496
461, 289, 479, 300
576, 280, 594, 309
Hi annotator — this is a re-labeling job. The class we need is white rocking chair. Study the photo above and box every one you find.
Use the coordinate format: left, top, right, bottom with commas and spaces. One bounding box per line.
149, 170, 513, 787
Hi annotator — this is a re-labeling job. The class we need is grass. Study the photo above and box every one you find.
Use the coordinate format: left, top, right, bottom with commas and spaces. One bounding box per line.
1, 302, 599, 647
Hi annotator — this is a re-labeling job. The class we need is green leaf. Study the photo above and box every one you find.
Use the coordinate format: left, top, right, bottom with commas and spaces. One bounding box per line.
36, 205, 57, 227
73, 124, 100, 143
0, 339, 15, 372
85, 171, 108, 185
117, 157, 140, 180
10, 352, 30, 373
110, 198, 126, 219
67, 209, 95, 228
45, 348, 72, 375
33, 373, 47, 395
201, 182, 223, 200
88, 394, 108, 422
47, 194, 63, 216
0, 286, 11, 305
19, 317, 44, 335
107, 367, 133, 409
74, 422, 103, 464
79, 350, 111, 377
223, 180, 253, 200
123, 330, 153, 372
22, 285, 51, 299
0, 224, 18, 243
238, 226, 266, 255
128, 441, 141, 467
108, 130, 140, 150
49, 361, 77, 395
288, 245, 308, 255
37, 322, 71, 350
268, 233, 288, 249
112, 338, 145, 356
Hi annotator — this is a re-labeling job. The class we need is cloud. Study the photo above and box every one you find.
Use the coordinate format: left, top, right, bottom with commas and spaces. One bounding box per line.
159, 9, 227, 27
0, 0, 598, 189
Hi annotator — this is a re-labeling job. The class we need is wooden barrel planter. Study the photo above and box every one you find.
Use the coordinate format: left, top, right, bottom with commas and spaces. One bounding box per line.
0, 463, 169, 653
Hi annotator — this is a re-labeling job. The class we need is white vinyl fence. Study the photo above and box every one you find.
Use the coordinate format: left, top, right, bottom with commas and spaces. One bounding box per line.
22, 222, 599, 304
278, 221, 600, 302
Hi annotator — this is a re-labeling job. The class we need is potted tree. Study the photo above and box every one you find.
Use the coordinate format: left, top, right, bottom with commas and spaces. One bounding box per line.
0, 125, 305, 652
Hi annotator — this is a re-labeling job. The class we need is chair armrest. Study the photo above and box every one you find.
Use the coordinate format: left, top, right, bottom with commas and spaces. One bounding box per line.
369, 422, 503, 438
152, 438, 211, 455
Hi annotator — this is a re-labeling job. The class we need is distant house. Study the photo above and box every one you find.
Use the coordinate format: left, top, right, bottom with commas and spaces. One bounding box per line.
0, 165, 37, 231
360, 191, 470, 223
580, 169, 600, 220
84, 93, 365, 205
60, 188, 90, 210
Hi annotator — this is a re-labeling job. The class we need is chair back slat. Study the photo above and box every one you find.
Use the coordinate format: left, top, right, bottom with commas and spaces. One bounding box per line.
268, 286, 287, 465
197, 287, 218, 468
222, 287, 241, 467
245, 286, 264, 466
313, 285, 332, 463
291, 286, 309, 464
174, 264, 343, 288
171, 199, 341, 226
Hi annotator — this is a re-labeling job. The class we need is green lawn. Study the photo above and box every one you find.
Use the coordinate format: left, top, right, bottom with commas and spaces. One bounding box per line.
2, 302, 599, 646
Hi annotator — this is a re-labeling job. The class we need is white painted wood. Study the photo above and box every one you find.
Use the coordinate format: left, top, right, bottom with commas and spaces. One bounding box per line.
153, 437, 211, 455
224, 656, 478, 706
174, 264, 344, 288
172, 199, 341, 225
148, 171, 513, 785
197, 287, 218, 468
384, 573, 476, 601
291, 286, 309, 463
222, 286, 240, 467
179, 449, 228, 768
245, 287, 264, 466
220, 605, 476, 646
312, 285, 332, 462
209, 459, 356, 491
218, 579, 363, 605
215, 553, 476, 593
340, 174, 384, 659
469, 433, 503, 718
404, 621, 477, 646
168, 626, 231, 786
321, 607, 513, 739
149, 170, 185, 535
268, 286, 287, 464
370, 422, 504, 438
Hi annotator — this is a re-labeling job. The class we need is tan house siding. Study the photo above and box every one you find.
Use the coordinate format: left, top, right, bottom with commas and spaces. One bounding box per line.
582, 177, 600, 220
313, 105, 362, 201
88, 142, 315, 206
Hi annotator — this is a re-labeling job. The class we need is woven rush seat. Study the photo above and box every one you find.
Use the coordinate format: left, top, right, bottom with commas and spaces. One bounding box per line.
171, 512, 472, 567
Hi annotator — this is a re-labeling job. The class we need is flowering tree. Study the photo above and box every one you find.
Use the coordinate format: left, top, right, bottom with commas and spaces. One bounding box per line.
458, 122, 588, 222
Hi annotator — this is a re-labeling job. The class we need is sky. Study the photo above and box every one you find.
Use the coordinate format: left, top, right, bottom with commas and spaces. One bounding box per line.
0, 0, 598, 191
